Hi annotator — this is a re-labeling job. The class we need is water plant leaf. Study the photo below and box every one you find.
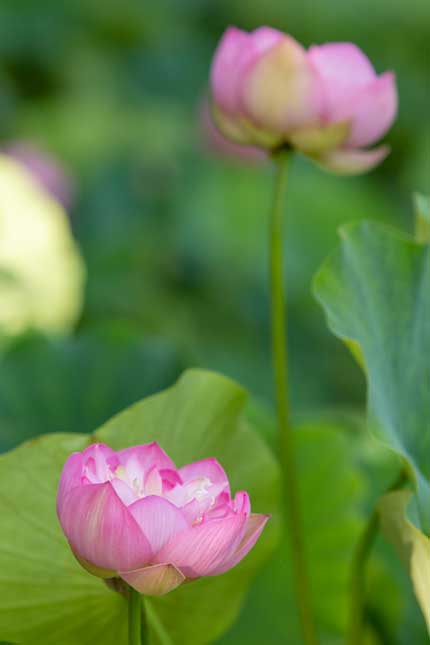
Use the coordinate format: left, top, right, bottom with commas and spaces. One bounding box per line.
314, 221, 430, 532
0, 369, 280, 644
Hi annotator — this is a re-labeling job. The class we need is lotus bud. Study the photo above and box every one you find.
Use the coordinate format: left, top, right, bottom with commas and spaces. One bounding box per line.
210, 27, 397, 174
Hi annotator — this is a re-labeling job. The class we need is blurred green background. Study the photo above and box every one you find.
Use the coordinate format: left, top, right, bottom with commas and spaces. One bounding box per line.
0, 0, 429, 643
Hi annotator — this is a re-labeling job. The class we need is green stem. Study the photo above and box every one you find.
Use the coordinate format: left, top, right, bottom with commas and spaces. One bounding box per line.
269, 151, 318, 645
128, 586, 144, 645
346, 469, 408, 645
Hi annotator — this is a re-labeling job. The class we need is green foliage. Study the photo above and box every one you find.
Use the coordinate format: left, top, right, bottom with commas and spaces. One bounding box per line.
314, 221, 430, 633
0, 1, 427, 642
219, 423, 364, 644
0, 370, 280, 644
0, 331, 185, 452
0, 433, 128, 645
314, 221, 430, 531
414, 193, 430, 244
0, 0, 422, 415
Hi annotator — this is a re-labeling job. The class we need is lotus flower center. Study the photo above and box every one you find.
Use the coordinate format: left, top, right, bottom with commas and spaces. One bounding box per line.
114, 465, 145, 498
111, 464, 214, 507
185, 476, 212, 502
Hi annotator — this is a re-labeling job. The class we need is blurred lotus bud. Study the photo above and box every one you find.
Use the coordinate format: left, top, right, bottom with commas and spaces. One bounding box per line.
4, 142, 73, 209
200, 99, 266, 164
210, 27, 397, 174
0, 155, 84, 337
57, 442, 269, 596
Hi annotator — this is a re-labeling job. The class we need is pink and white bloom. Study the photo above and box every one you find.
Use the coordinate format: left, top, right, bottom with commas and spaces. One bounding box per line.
57, 442, 269, 596
210, 27, 397, 174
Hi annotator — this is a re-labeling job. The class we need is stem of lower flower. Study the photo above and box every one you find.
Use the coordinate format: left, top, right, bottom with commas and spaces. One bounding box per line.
128, 586, 143, 645
346, 469, 408, 645
269, 150, 318, 645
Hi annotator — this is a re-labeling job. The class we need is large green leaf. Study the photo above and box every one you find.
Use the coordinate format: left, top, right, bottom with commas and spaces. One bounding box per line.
314, 221, 430, 532
0, 369, 280, 644
0, 433, 128, 645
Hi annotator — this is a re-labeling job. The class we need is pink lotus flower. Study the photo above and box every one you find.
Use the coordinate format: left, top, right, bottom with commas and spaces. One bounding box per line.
210, 27, 397, 174
57, 442, 269, 596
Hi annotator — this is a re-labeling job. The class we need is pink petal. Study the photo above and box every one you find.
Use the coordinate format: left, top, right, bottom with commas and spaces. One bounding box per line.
166, 458, 231, 523
120, 563, 185, 596
210, 513, 270, 575
117, 442, 176, 472
110, 477, 137, 506
203, 500, 235, 521
181, 490, 231, 524
214, 491, 230, 507
211, 26, 283, 114
73, 554, 116, 579
308, 43, 376, 121
154, 513, 247, 578
82, 443, 117, 461
81, 443, 118, 484
179, 457, 230, 492
58, 482, 153, 572
318, 145, 390, 175
160, 468, 182, 493
211, 27, 249, 114
128, 495, 188, 554
240, 37, 322, 133
202, 491, 250, 523
341, 72, 397, 147
249, 27, 286, 50
180, 498, 206, 524
144, 466, 163, 496
232, 491, 251, 515
57, 452, 84, 510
